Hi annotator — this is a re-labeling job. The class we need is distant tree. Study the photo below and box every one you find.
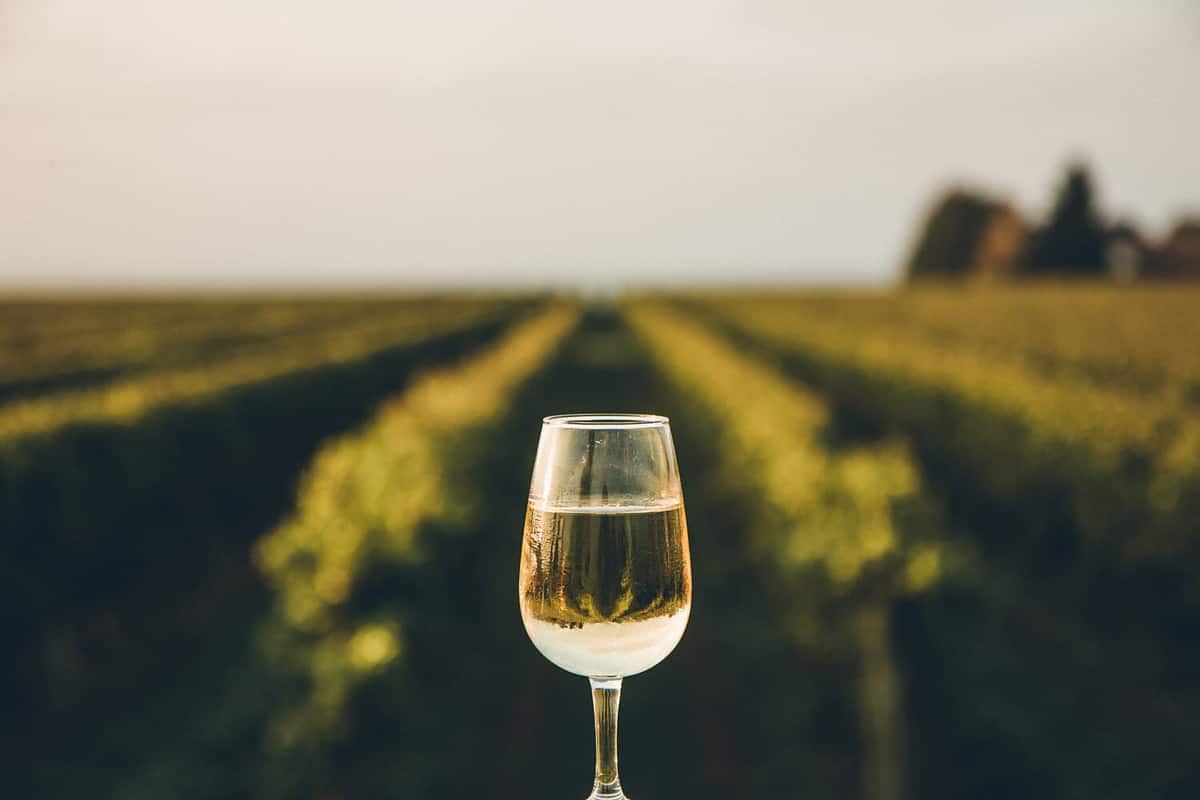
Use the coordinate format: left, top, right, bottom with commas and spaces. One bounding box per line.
1028, 162, 1106, 274
905, 189, 995, 280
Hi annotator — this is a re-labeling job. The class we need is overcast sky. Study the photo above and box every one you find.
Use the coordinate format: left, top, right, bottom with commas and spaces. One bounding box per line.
1, 1, 1198, 289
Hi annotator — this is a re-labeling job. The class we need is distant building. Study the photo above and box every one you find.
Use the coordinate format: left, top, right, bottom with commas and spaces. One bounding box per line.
1159, 218, 1200, 279
905, 189, 1026, 281
970, 204, 1026, 279
1104, 221, 1150, 283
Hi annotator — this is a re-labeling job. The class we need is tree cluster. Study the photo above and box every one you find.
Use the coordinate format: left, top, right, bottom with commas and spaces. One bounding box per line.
905, 161, 1109, 280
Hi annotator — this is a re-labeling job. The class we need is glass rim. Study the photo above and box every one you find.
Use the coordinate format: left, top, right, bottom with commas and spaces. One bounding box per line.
542, 413, 670, 430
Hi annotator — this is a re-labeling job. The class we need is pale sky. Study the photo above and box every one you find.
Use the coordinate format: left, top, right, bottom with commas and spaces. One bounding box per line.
2, 1, 1198, 289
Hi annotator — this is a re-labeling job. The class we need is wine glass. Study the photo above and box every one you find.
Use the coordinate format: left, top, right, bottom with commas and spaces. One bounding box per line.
519, 413, 693, 800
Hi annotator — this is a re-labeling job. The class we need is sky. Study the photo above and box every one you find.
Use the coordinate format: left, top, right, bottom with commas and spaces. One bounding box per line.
1, 1, 1198, 289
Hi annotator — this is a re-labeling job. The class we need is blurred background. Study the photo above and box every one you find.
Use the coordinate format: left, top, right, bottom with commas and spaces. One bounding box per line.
2, 2, 1199, 798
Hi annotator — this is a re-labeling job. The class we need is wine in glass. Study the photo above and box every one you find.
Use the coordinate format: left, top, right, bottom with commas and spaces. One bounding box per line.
519, 413, 692, 800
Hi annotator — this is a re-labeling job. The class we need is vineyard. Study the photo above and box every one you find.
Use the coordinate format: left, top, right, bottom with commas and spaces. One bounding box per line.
5, 287, 1198, 799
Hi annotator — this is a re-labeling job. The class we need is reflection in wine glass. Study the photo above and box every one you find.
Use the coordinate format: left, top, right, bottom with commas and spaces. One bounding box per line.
519, 414, 692, 800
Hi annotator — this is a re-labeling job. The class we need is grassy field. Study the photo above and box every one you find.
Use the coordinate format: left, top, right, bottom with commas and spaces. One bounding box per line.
4, 287, 1198, 799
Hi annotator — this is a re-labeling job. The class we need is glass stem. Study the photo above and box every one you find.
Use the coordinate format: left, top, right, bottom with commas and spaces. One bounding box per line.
590, 677, 625, 799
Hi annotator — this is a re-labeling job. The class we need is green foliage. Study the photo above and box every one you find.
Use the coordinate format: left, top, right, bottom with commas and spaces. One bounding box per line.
0, 298, 516, 441
628, 303, 947, 800
628, 304, 940, 603
741, 284, 1200, 396
251, 307, 579, 790
695, 291, 1200, 574
689, 289, 1200, 794
0, 298, 530, 735
0, 297, 416, 401
11, 290, 1200, 800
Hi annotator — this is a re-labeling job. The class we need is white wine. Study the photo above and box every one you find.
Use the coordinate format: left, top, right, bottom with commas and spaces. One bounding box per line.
519, 502, 692, 678
520, 415, 690, 800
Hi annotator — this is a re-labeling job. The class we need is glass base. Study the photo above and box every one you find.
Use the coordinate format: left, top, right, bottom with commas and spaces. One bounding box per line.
587, 790, 628, 800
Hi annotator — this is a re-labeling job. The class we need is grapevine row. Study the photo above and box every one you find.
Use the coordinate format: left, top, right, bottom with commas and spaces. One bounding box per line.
0, 299, 516, 441
720, 285, 1200, 395
627, 303, 939, 594
628, 300, 1199, 797
0, 296, 513, 401
625, 302, 939, 800
694, 296, 1200, 570
0, 300, 529, 730
252, 305, 579, 761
